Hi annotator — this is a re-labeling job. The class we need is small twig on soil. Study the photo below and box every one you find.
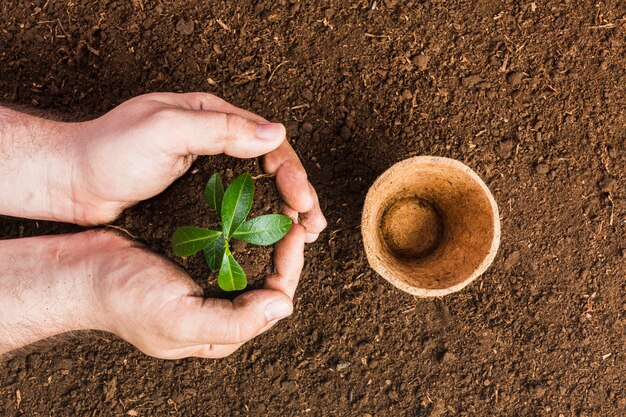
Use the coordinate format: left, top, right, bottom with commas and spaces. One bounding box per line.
599, 145, 615, 227
105, 225, 138, 239
80, 40, 100, 56
225, 364, 237, 375
328, 228, 344, 242
499, 52, 510, 73
56, 18, 70, 38
231, 69, 259, 85
600, 145, 612, 174
589, 23, 615, 29
607, 194, 615, 227
364, 33, 390, 40
251, 173, 276, 180
289, 103, 310, 110
409, 88, 418, 120
215, 19, 231, 31
268, 60, 289, 83
546, 84, 559, 94
317, 18, 334, 29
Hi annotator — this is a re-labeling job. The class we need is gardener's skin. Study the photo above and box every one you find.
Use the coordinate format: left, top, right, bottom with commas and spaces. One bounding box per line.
0, 92, 327, 359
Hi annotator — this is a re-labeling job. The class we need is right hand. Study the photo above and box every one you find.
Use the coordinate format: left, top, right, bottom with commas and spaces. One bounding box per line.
90, 227, 306, 359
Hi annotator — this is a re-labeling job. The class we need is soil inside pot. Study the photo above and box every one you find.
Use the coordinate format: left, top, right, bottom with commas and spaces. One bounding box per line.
380, 196, 443, 260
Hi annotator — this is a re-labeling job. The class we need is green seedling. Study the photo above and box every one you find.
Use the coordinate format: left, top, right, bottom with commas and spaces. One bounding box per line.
171, 173, 293, 291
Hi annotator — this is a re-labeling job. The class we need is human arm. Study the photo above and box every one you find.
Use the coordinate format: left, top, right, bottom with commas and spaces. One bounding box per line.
0, 92, 325, 358
0, 226, 305, 359
0, 106, 84, 223
0, 93, 326, 239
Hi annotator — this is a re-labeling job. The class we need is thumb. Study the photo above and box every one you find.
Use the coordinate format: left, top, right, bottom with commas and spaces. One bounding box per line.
179, 289, 293, 345
165, 109, 286, 158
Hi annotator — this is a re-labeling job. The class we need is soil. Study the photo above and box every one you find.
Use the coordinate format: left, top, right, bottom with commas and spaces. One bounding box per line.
381, 197, 443, 259
1, 1, 625, 416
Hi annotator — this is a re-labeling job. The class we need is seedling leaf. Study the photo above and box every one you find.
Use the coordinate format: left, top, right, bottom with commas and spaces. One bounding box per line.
204, 172, 224, 215
221, 173, 254, 237
203, 233, 226, 272
232, 214, 293, 246
172, 227, 221, 257
173, 171, 290, 292
218, 252, 247, 291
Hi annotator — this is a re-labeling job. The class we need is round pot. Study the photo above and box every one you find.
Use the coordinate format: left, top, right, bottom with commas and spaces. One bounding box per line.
361, 156, 500, 297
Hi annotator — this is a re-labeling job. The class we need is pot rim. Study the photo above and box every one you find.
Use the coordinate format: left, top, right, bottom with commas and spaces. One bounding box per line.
361, 156, 501, 297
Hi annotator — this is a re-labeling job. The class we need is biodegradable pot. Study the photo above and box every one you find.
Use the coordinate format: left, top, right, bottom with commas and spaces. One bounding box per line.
362, 156, 500, 297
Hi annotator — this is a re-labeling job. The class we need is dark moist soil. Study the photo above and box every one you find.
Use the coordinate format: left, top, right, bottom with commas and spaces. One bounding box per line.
1, 1, 625, 416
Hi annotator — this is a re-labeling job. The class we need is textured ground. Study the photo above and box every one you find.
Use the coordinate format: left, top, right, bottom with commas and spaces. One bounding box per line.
1, 1, 624, 416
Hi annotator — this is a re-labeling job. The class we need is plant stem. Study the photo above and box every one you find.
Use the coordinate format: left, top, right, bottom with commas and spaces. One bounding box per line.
224, 239, 231, 256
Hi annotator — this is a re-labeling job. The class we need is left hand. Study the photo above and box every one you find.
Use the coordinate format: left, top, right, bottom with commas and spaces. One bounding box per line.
0, 227, 307, 359
89, 226, 308, 359
70, 92, 326, 241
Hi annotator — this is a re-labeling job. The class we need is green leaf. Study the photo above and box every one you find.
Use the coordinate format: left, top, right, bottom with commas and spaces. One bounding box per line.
172, 227, 221, 257
218, 252, 247, 291
221, 173, 254, 237
203, 233, 226, 272
204, 173, 224, 216
232, 214, 293, 246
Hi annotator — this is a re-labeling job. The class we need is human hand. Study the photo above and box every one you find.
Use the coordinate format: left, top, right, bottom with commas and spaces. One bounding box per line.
71, 92, 326, 241
0, 227, 306, 359
91, 226, 307, 359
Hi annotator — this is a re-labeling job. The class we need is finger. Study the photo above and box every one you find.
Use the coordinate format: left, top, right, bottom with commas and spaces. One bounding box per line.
161, 109, 286, 158
282, 186, 322, 243
154, 93, 327, 236
273, 156, 314, 213
158, 92, 271, 122
263, 142, 327, 232
305, 232, 319, 244
155, 93, 326, 236
192, 343, 244, 359
299, 183, 327, 243
178, 289, 293, 345
169, 342, 245, 359
283, 205, 299, 223
276, 166, 326, 239
264, 224, 306, 299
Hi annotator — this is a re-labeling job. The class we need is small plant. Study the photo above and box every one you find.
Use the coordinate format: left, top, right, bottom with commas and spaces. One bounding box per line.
171, 172, 293, 291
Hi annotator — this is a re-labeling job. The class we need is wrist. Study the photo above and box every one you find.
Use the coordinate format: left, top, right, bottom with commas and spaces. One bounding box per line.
0, 107, 91, 224
57, 118, 128, 225
0, 231, 110, 354
44, 121, 92, 224
41, 119, 103, 225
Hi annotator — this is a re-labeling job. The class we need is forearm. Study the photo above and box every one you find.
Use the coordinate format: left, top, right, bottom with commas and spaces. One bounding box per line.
0, 107, 86, 223
0, 232, 105, 355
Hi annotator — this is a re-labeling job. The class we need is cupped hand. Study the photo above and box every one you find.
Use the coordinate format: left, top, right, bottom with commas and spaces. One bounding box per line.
89, 225, 306, 359
72, 92, 326, 241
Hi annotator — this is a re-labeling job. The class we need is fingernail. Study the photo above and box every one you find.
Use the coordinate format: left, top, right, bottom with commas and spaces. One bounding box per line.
256, 122, 285, 140
265, 299, 292, 322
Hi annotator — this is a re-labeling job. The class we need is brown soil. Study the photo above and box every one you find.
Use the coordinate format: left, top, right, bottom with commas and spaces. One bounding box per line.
381, 196, 443, 259
1, 1, 625, 416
